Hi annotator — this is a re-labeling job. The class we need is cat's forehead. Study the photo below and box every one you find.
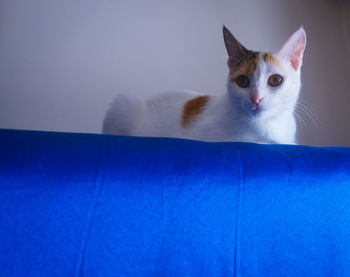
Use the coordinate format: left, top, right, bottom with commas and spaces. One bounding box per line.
261, 53, 281, 69
230, 52, 284, 81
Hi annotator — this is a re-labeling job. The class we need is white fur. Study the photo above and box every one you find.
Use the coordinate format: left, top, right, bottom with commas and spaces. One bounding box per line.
103, 28, 306, 144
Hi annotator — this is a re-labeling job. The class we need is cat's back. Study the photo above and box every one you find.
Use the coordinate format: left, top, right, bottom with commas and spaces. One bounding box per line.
103, 90, 203, 137
145, 90, 201, 117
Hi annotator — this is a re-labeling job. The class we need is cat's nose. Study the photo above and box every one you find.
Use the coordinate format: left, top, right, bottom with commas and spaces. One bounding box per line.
251, 95, 264, 105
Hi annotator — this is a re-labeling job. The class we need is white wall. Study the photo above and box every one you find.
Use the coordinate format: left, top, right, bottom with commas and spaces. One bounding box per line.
1, 0, 350, 146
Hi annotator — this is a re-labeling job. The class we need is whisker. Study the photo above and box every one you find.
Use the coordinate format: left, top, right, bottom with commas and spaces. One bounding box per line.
298, 99, 320, 125
294, 111, 307, 127
297, 106, 319, 126
296, 100, 319, 126
298, 103, 318, 122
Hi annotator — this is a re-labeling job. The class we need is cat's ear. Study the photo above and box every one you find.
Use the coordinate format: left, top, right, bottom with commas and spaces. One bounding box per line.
276, 27, 306, 71
223, 26, 251, 69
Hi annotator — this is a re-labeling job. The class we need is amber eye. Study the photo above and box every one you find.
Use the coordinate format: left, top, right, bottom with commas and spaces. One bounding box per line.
268, 74, 283, 87
236, 75, 250, 88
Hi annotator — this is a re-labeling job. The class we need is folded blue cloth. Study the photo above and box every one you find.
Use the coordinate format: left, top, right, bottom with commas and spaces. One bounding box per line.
1, 129, 350, 276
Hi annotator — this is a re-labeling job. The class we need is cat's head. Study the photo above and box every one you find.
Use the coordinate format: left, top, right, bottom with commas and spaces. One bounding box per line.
223, 26, 306, 119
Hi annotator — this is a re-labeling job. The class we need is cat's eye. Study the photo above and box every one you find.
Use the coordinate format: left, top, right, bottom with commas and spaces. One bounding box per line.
236, 75, 250, 88
268, 74, 283, 87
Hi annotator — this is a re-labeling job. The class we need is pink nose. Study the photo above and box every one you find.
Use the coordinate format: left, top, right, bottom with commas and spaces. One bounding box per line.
251, 95, 263, 105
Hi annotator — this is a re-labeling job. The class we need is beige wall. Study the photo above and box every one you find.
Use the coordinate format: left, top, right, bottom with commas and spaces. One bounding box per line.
1, 0, 350, 146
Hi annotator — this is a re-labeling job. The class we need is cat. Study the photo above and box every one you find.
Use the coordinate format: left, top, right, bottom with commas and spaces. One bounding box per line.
103, 26, 306, 144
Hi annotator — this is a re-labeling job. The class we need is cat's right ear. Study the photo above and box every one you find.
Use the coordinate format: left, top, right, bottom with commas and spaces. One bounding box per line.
223, 26, 248, 69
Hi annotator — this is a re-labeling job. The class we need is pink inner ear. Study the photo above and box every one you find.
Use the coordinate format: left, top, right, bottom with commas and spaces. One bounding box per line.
291, 42, 305, 70
277, 27, 306, 71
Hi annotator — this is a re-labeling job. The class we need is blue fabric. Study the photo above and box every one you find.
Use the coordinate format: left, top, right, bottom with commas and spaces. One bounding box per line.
0, 129, 350, 276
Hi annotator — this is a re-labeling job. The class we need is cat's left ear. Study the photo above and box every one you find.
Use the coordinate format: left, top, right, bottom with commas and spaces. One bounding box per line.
276, 27, 306, 71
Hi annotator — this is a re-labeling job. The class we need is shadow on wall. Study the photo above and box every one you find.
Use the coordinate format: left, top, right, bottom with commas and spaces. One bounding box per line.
284, 0, 350, 146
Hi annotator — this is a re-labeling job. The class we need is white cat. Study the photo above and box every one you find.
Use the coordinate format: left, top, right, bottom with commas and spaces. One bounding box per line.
103, 26, 306, 144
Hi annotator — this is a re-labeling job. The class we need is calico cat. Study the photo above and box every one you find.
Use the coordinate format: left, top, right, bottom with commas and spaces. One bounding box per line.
103, 26, 306, 144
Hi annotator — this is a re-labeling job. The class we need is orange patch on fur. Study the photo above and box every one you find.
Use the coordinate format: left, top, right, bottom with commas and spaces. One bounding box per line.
182, 95, 210, 127
262, 53, 281, 67
230, 55, 259, 82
